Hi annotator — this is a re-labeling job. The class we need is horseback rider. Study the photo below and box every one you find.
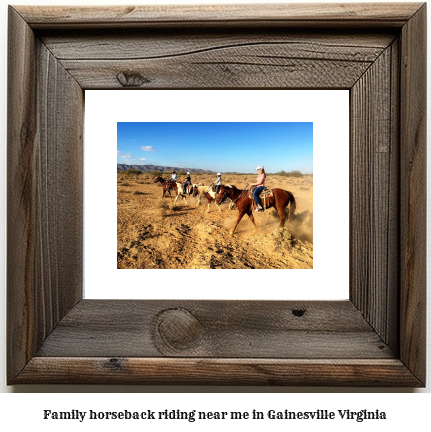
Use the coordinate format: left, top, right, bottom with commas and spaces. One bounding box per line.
214, 172, 222, 194
182, 172, 192, 194
247, 165, 266, 211
168, 170, 177, 190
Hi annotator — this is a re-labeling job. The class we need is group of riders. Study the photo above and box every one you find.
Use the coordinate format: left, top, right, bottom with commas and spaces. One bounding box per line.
168, 170, 193, 194
168, 165, 267, 212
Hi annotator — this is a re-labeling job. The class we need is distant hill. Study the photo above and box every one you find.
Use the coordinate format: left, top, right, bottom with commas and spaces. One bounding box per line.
117, 164, 214, 174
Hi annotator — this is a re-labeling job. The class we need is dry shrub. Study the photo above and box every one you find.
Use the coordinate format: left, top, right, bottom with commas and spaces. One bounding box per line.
271, 227, 293, 250
270, 227, 313, 266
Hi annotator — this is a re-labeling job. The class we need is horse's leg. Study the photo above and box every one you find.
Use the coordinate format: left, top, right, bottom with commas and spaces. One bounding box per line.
206, 196, 211, 213
276, 198, 287, 228
173, 195, 178, 206
230, 210, 246, 235
247, 209, 258, 232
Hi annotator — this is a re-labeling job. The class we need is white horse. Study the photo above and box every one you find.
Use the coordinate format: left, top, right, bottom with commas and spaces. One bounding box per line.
192, 185, 235, 213
172, 182, 189, 206
172, 182, 202, 206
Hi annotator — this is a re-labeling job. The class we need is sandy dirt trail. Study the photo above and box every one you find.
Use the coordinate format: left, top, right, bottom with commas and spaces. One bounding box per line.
117, 174, 313, 269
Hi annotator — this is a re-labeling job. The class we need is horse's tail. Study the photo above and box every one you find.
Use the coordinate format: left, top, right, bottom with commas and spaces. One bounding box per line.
287, 191, 296, 220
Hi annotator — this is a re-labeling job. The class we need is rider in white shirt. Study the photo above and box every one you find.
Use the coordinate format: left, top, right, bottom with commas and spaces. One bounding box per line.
214, 173, 222, 194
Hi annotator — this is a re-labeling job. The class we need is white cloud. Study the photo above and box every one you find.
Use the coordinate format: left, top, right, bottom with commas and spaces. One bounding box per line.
140, 158, 146, 161
141, 146, 156, 151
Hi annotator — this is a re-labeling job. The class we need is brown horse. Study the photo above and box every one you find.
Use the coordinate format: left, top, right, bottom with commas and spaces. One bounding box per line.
153, 176, 188, 204
216, 185, 296, 235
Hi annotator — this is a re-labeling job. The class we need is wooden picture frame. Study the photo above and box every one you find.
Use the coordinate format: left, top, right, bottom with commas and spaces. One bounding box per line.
7, 3, 426, 386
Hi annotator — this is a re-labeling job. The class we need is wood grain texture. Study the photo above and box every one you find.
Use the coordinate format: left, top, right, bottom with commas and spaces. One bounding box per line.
15, 358, 423, 386
15, 3, 423, 28
7, 3, 427, 386
41, 31, 395, 60
41, 30, 395, 89
399, 3, 427, 385
54, 34, 393, 89
7, 6, 38, 381
350, 44, 399, 347
7, 6, 83, 383
36, 300, 393, 359
35, 40, 84, 335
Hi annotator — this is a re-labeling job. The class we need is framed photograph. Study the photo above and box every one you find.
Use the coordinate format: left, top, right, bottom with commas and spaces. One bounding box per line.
115, 119, 316, 270
7, 3, 426, 386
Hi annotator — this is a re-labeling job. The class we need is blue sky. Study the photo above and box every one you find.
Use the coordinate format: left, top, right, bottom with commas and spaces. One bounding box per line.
117, 122, 313, 173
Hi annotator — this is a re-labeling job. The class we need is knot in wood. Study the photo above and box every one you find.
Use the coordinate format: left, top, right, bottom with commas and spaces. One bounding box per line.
292, 308, 306, 317
155, 308, 203, 351
116, 71, 150, 87
108, 358, 123, 369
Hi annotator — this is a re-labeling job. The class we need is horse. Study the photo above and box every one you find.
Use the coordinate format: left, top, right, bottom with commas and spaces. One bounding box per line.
192, 185, 235, 213
153, 175, 188, 204
216, 185, 296, 235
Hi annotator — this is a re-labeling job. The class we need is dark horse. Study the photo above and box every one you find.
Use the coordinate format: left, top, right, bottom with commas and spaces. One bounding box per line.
153, 175, 176, 198
153, 176, 188, 204
216, 185, 296, 235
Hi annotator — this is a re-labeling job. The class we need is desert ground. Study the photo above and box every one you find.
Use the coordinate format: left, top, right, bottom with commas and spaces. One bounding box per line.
117, 173, 313, 269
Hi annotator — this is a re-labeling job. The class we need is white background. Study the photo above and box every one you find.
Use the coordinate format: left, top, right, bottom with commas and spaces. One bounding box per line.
0, 0, 430, 427
85, 90, 349, 300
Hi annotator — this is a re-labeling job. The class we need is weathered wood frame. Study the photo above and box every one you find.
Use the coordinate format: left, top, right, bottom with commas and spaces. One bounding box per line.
7, 4, 426, 386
